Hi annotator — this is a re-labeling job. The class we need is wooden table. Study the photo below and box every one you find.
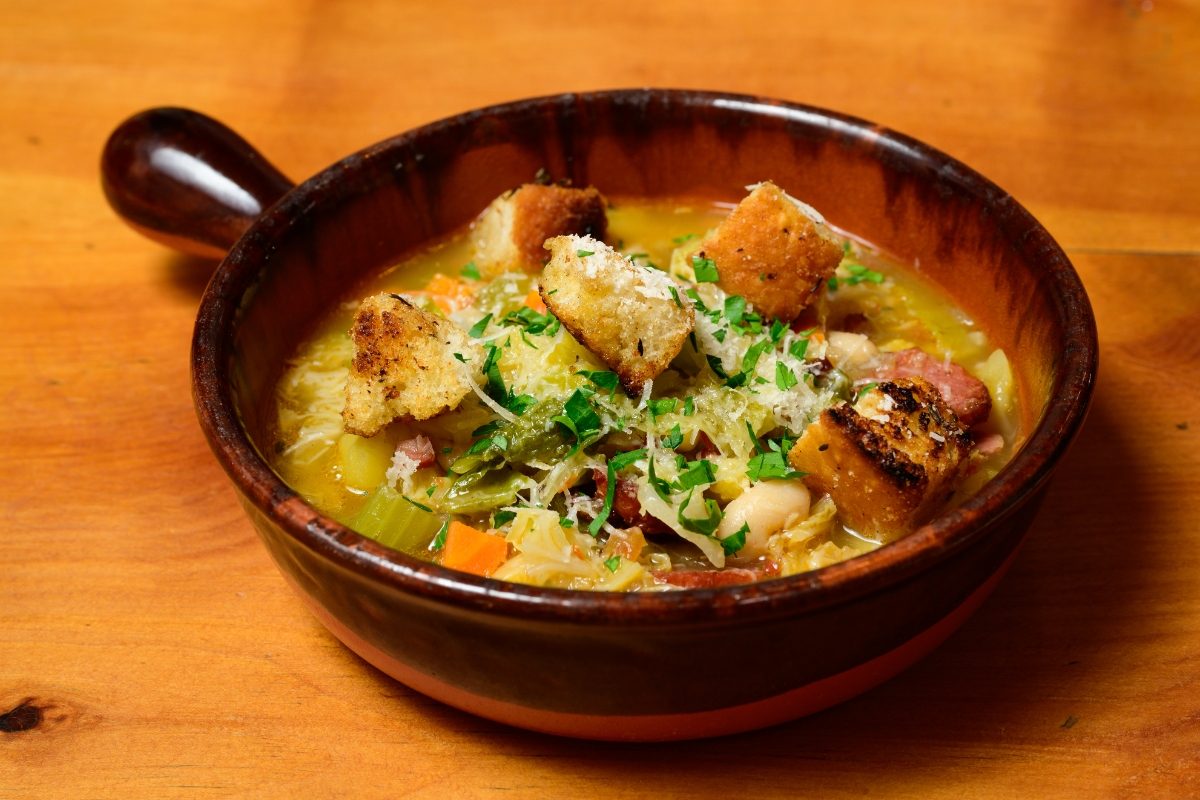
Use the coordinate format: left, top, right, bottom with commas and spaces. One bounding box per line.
3, 2, 1198, 796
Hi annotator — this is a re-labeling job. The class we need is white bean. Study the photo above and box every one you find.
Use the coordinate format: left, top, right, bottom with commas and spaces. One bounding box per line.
825, 331, 879, 377
717, 480, 811, 559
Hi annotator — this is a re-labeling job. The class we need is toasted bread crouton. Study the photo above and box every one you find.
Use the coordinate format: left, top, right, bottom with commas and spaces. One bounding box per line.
342, 293, 481, 437
787, 378, 972, 540
540, 234, 694, 395
472, 184, 608, 278
698, 181, 842, 322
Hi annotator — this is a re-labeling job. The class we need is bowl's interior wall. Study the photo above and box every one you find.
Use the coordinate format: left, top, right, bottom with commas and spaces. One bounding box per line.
228, 94, 1062, 454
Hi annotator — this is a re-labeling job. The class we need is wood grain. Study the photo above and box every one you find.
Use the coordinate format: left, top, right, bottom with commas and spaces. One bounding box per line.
2, 1, 1197, 797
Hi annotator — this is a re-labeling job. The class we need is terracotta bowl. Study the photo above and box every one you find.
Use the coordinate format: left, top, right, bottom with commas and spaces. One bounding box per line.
102, 90, 1097, 741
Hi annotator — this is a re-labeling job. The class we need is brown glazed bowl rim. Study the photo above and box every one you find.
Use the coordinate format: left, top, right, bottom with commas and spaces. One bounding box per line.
192, 88, 1097, 626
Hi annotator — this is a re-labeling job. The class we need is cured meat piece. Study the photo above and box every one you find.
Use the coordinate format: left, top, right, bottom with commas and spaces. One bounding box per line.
877, 348, 992, 427
655, 568, 762, 588
592, 468, 672, 535
395, 434, 437, 468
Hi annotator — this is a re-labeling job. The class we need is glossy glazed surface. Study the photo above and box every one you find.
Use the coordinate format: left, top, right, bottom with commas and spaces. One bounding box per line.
167, 91, 1093, 734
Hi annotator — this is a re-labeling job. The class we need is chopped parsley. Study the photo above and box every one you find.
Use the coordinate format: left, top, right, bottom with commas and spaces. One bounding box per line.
588, 449, 650, 535
647, 457, 673, 501
741, 339, 771, 374
576, 249, 595, 258
460, 261, 481, 280
603, 555, 622, 573
468, 313, 493, 338
776, 362, 798, 391
402, 496, 433, 513
674, 458, 717, 490
845, 263, 885, 285
648, 397, 678, 420
428, 519, 450, 551
501, 306, 558, 335
746, 435, 806, 482
691, 255, 720, 283
465, 434, 508, 456
668, 284, 683, 308
661, 423, 683, 450
724, 295, 747, 325
552, 389, 603, 447
683, 396, 695, 416
578, 369, 620, 398
676, 491, 723, 536
610, 449, 647, 471
720, 522, 748, 556
769, 318, 788, 343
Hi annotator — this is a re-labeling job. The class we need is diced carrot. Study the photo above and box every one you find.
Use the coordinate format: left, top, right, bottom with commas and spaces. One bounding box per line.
440, 521, 509, 576
523, 289, 547, 313
418, 273, 476, 313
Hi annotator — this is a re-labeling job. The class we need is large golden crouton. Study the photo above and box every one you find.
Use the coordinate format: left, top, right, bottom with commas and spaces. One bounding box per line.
787, 378, 972, 540
539, 235, 695, 395
342, 293, 481, 437
471, 184, 608, 278
698, 181, 842, 322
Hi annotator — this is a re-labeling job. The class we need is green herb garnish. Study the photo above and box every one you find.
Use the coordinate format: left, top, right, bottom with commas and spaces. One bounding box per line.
493, 510, 517, 527
402, 496, 433, 513
720, 522, 748, 556
603, 555, 622, 573
552, 389, 602, 447
429, 519, 450, 551
578, 369, 620, 398
661, 423, 683, 450
648, 397, 678, 420
724, 295, 747, 325
741, 340, 771, 374
468, 313, 493, 338
676, 490, 723, 536
674, 459, 717, 490
746, 436, 806, 482
466, 434, 509, 456
776, 362, 798, 391
691, 255, 719, 283
576, 249, 595, 258
460, 261, 481, 280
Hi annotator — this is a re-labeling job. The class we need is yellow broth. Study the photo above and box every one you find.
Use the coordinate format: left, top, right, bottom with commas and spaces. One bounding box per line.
271, 198, 1017, 589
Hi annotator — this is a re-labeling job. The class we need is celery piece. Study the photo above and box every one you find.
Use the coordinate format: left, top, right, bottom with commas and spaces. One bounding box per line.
350, 485, 445, 554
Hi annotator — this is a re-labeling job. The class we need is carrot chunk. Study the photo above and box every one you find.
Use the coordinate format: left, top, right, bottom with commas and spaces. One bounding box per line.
441, 521, 509, 576
523, 289, 547, 313
415, 274, 476, 313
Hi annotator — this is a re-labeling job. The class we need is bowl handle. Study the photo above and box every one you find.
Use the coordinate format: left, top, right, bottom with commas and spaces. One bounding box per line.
101, 107, 295, 259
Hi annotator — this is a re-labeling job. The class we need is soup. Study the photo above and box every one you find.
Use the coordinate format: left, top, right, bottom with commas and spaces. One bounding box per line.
271, 183, 1017, 591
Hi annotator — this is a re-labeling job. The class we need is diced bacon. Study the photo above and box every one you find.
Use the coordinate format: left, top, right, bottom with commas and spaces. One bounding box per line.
691, 431, 721, 459
974, 432, 1005, 458
592, 468, 671, 535
654, 568, 762, 588
395, 434, 437, 468
877, 348, 992, 426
